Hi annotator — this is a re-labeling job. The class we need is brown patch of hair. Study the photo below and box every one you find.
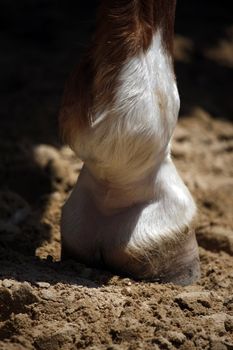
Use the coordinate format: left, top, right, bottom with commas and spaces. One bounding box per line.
59, 0, 177, 145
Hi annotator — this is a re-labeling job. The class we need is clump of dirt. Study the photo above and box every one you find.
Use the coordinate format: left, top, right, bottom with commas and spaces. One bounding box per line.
0, 1, 233, 349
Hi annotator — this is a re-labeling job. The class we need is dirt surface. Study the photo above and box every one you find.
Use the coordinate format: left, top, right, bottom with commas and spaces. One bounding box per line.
0, 1, 233, 349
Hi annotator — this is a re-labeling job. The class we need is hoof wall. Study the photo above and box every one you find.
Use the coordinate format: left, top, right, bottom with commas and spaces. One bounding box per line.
157, 256, 200, 286
61, 230, 200, 286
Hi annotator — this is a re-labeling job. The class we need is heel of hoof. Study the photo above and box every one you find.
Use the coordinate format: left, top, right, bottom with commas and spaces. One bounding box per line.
103, 230, 200, 286
155, 230, 200, 286
158, 256, 200, 286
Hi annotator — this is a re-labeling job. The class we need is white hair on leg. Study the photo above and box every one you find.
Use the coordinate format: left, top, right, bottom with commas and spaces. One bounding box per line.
61, 28, 199, 285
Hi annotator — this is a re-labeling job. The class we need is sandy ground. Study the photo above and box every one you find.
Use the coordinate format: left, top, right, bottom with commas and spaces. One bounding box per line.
0, 1, 233, 349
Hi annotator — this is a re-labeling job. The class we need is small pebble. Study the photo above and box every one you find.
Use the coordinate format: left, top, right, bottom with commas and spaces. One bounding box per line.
2, 279, 13, 288
174, 291, 212, 309
41, 289, 57, 301
167, 331, 186, 345
36, 282, 51, 289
